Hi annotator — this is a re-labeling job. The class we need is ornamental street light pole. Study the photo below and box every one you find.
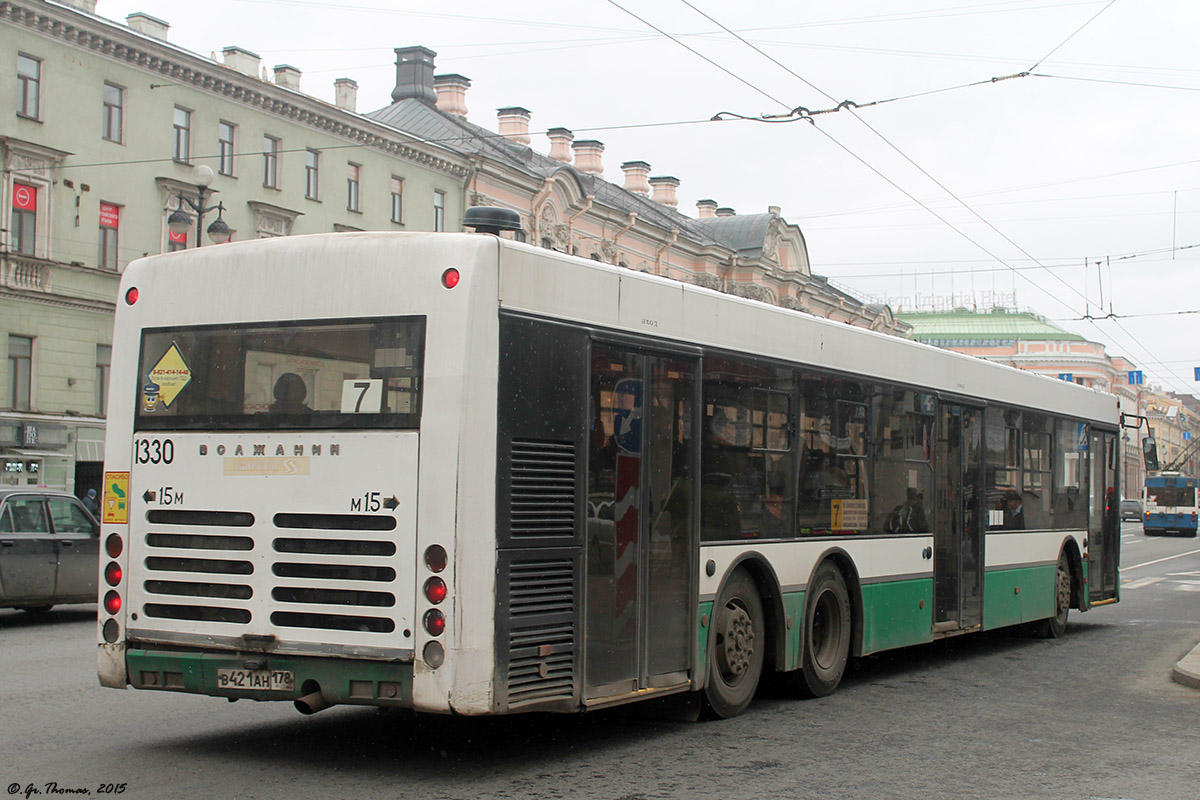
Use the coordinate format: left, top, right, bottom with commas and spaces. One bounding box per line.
166, 164, 231, 246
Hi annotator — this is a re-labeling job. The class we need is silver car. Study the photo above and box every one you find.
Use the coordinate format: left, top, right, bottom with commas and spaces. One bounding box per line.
0, 489, 99, 613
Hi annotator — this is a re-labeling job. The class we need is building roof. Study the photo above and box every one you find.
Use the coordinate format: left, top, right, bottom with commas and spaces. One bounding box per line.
899, 309, 1085, 342
367, 97, 721, 244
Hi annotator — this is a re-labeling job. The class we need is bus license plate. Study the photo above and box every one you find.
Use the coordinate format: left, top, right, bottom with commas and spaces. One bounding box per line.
216, 668, 295, 692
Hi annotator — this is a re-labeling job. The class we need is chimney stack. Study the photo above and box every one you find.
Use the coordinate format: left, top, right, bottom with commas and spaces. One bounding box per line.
716, 207, 736, 217
547, 128, 574, 163
391, 46, 437, 105
223, 46, 261, 78
273, 65, 301, 91
649, 176, 680, 207
572, 140, 604, 175
621, 161, 651, 195
334, 78, 358, 112
126, 12, 169, 40
696, 199, 718, 219
497, 107, 532, 145
434, 74, 470, 116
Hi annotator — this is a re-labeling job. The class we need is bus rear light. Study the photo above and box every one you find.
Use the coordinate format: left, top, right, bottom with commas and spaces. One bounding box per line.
102, 619, 119, 644
103, 591, 122, 615
424, 545, 447, 573
423, 609, 445, 636
104, 562, 122, 587
105, 533, 123, 558
423, 641, 445, 669
424, 577, 447, 604
124, 287, 138, 305
441, 268, 460, 289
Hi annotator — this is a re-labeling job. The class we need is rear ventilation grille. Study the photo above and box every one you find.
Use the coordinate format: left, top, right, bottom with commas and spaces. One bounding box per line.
509, 439, 576, 539
505, 558, 576, 708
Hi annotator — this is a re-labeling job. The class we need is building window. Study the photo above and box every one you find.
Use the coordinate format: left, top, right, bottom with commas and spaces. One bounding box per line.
96, 344, 111, 416
17, 54, 40, 120
98, 202, 120, 269
390, 177, 404, 224
218, 121, 236, 176
262, 135, 279, 188
305, 149, 320, 200
10, 182, 36, 255
167, 229, 187, 252
173, 107, 191, 163
347, 163, 361, 212
433, 190, 445, 232
8, 335, 32, 411
102, 83, 123, 142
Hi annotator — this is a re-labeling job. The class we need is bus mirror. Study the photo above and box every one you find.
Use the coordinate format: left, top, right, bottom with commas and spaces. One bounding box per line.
1143, 436, 1160, 472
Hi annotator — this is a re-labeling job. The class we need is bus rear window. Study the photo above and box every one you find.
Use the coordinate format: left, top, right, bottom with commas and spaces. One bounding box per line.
1147, 486, 1195, 507
135, 317, 424, 431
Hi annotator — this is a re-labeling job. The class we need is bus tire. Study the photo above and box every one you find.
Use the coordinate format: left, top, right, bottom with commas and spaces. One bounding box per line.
703, 569, 764, 719
794, 561, 852, 698
1033, 553, 1071, 639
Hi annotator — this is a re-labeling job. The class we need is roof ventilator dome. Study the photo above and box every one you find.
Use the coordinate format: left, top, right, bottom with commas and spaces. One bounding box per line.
463, 206, 522, 236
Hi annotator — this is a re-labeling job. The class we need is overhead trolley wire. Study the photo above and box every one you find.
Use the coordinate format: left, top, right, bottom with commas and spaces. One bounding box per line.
639, 0, 1190, 393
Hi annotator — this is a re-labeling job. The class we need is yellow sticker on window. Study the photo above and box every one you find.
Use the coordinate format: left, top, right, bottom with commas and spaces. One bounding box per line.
103, 471, 129, 524
147, 342, 192, 408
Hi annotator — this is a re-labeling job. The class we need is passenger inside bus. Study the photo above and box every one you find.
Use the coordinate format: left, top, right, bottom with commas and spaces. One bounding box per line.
270, 373, 312, 414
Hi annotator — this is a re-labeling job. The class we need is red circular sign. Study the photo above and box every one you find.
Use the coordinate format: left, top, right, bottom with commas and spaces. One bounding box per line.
13, 184, 35, 211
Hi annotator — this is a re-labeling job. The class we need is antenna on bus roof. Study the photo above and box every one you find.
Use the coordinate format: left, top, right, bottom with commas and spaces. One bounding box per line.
463, 206, 522, 236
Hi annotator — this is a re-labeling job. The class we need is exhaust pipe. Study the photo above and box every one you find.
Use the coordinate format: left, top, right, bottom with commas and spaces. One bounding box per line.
294, 690, 332, 715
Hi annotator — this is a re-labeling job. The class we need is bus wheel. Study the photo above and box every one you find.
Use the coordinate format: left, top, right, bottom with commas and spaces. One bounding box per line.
1034, 553, 1071, 639
703, 569, 764, 719
794, 562, 851, 698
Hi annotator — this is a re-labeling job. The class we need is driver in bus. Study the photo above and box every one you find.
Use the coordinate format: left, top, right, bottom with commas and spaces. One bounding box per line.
270, 373, 312, 413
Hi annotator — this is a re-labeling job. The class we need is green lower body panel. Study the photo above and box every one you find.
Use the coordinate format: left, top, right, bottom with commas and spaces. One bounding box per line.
983, 564, 1056, 630
697, 601, 713, 669
126, 648, 414, 707
860, 579, 933, 654
782, 591, 806, 670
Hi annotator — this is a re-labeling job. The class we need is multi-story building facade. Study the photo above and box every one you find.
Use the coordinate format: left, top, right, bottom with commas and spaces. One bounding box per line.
1145, 392, 1200, 476
1, 0, 468, 494
368, 47, 909, 334
2, 5, 910, 496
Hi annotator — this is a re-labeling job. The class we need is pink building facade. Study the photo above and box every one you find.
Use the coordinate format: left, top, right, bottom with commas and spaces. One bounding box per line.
367, 47, 908, 336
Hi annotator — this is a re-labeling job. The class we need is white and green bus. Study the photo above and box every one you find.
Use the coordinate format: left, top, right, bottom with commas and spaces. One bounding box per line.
98, 217, 1121, 718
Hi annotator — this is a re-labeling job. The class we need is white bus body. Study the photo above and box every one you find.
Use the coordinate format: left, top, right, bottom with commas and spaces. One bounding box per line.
98, 231, 1121, 717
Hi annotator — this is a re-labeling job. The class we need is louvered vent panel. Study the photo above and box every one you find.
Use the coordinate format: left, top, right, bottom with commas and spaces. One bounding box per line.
510, 439, 576, 539
505, 558, 576, 708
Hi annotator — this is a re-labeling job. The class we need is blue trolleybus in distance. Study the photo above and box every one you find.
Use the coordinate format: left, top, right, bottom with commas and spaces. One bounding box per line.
1142, 473, 1199, 537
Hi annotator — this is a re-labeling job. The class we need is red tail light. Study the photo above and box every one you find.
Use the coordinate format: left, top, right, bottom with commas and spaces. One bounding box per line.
105, 533, 123, 558
441, 268, 460, 289
424, 577, 447, 604
423, 609, 445, 636
124, 287, 138, 305
103, 591, 122, 615
104, 562, 122, 587
424, 545, 447, 573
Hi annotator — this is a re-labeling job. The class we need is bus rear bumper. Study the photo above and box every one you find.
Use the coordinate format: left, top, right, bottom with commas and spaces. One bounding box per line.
125, 648, 414, 708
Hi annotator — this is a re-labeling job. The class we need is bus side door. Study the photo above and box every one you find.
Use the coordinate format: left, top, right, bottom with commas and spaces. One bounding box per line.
1089, 430, 1120, 603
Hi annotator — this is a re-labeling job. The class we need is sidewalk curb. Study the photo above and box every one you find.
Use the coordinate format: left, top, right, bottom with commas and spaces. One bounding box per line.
1171, 641, 1200, 689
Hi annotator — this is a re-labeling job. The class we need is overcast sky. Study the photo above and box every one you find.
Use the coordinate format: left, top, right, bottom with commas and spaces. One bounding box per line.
93, 0, 1200, 394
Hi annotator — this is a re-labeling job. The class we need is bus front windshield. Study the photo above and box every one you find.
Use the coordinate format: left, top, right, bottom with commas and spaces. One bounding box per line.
135, 317, 424, 431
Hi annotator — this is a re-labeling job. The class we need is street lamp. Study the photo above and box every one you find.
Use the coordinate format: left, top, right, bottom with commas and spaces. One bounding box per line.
167, 164, 231, 246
